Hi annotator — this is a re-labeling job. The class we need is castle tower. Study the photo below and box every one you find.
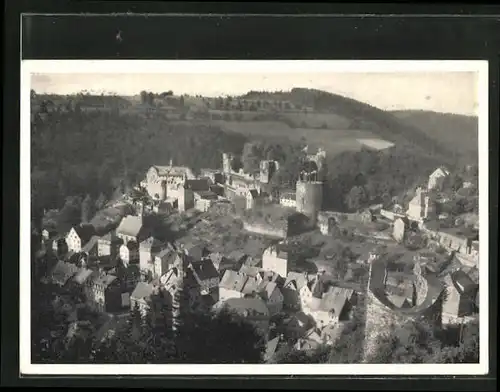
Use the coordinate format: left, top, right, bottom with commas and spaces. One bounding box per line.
296, 179, 323, 227
259, 160, 278, 184
222, 153, 233, 174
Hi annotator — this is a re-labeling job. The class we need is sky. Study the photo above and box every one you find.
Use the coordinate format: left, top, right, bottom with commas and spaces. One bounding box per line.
31, 71, 479, 116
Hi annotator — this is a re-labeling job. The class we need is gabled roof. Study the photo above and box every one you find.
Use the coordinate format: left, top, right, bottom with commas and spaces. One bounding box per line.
219, 297, 270, 318
264, 336, 280, 362
219, 270, 248, 292
190, 259, 219, 281
248, 189, 260, 199
319, 288, 347, 315
51, 261, 79, 285
73, 268, 94, 285
284, 272, 309, 291
258, 281, 279, 301
388, 294, 411, 308
226, 249, 247, 262
451, 270, 477, 292
90, 271, 117, 288
116, 215, 144, 238
131, 282, 154, 302
82, 236, 100, 253
71, 224, 96, 244
140, 236, 164, 250
185, 178, 211, 192
239, 265, 261, 277
99, 232, 123, 244
241, 276, 261, 295
154, 165, 195, 178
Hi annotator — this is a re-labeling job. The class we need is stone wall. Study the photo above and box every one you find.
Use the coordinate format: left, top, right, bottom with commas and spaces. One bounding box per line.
242, 222, 287, 239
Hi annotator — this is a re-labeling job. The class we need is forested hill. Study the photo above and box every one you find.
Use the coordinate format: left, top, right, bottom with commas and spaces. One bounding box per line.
241, 88, 467, 165
31, 108, 247, 214
391, 110, 478, 163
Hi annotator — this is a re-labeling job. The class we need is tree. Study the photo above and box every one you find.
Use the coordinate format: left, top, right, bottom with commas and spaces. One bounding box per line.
81, 194, 95, 223
345, 186, 367, 211
95, 193, 108, 211
241, 141, 265, 174
140, 90, 149, 104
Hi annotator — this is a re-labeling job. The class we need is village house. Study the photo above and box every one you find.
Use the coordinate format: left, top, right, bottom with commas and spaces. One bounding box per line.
428, 167, 450, 191
52, 236, 69, 257
318, 214, 337, 236
392, 216, 410, 243
188, 258, 220, 296
97, 231, 123, 258
214, 297, 270, 338
294, 327, 323, 351
193, 190, 219, 212
299, 274, 354, 329
442, 269, 479, 324
225, 249, 248, 267
219, 270, 248, 301
81, 235, 100, 258
42, 228, 58, 242
142, 164, 196, 201
282, 271, 310, 310
279, 191, 297, 209
262, 242, 289, 278
283, 311, 312, 339
84, 269, 123, 313
160, 265, 205, 311
406, 187, 436, 223
139, 236, 165, 277
66, 224, 96, 253
130, 281, 168, 317
49, 260, 80, 287
256, 280, 284, 316
115, 215, 149, 245
119, 241, 140, 266
245, 189, 263, 210
153, 244, 177, 279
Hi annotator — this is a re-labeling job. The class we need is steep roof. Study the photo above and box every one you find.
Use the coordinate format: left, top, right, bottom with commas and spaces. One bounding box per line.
51, 261, 79, 285
220, 297, 270, 318
190, 259, 219, 281
451, 270, 477, 292
248, 189, 259, 199
319, 288, 347, 315
90, 271, 117, 288
264, 336, 280, 362
226, 250, 247, 262
154, 165, 195, 178
185, 178, 211, 192
82, 235, 100, 253
73, 268, 94, 285
116, 215, 144, 238
219, 270, 248, 292
258, 281, 279, 301
140, 236, 164, 250
284, 272, 309, 291
72, 224, 96, 244
131, 282, 154, 302
239, 265, 261, 277
241, 276, 261, 295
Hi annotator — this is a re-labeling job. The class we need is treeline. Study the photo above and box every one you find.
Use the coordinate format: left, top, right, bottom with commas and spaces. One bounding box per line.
31, 281, 266, 364
31, 106, 247, 223
236, 139, 447, 212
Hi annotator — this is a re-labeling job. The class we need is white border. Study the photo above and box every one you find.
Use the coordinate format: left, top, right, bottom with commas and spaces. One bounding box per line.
20, 60, 489, 376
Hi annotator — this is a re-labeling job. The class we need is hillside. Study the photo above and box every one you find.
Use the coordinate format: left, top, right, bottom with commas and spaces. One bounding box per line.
240, 88, 460, 165
391, 110, 478, 163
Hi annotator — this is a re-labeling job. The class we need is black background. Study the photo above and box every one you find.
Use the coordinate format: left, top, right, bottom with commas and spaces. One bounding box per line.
3, 2, 499, 390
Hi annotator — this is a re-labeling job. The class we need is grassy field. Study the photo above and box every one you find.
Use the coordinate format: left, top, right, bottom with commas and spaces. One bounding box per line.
211, 120, 389, 156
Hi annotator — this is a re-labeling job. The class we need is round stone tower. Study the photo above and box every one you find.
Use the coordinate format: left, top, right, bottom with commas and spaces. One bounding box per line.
296, 180, 323, 226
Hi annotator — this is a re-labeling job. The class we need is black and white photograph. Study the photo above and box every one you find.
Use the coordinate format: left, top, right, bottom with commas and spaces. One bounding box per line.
20, 60, 489, 375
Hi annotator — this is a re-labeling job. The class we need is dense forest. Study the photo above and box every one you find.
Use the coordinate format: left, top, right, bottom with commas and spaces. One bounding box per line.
31, 89, 476, 226
31, 101, 247, 222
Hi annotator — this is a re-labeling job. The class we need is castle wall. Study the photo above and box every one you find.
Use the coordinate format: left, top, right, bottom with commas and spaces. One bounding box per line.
242, 222, 287, 239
